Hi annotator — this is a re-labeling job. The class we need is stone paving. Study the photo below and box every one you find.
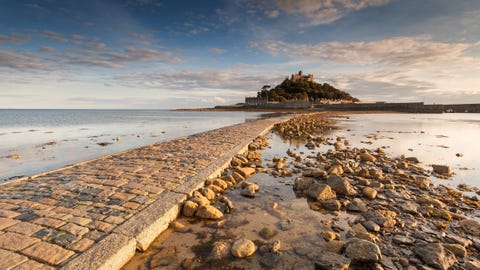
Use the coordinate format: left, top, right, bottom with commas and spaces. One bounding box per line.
0, 116, 288, 269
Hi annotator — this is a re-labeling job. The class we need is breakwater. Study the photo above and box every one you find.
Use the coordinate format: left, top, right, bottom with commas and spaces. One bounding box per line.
0, 116, 289, 269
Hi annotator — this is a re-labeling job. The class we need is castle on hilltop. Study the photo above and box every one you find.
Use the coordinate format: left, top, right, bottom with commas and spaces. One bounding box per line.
290, 70, 314, 82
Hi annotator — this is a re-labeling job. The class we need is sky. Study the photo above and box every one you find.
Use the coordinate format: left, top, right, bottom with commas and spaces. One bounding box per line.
1, 0, 480, 109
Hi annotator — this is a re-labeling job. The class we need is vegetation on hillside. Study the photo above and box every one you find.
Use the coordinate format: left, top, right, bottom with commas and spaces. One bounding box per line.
257, 78, 359, 103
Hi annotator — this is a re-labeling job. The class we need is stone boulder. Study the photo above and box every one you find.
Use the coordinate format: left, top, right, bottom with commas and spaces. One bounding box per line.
360, 152, 377, 163
345, 238, 382, 262
363, 210, 396, 228
431, 164, 452, 177
236, 167, 256, 178
182, 200, 198, 217
307, 183, 336, 201
459, 219, 480, 237
414, 243, 456, 270
195, 205, 223, 220
362, 188, 377, 200
315, 252, 351, 270
327, 175, 356, 196
294, 177, 315, 190
231, 238, 256, 258
210, 241, 231, 260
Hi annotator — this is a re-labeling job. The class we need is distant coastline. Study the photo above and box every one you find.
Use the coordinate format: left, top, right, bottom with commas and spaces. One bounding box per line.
174, 102, 480, 113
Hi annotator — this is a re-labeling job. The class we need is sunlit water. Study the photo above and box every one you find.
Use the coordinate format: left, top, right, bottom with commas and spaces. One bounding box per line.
331, 113, 480, 189
0, 110, 268, 182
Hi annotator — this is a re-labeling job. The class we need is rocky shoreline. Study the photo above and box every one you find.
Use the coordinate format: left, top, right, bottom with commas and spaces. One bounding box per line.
124, 113, 480, 270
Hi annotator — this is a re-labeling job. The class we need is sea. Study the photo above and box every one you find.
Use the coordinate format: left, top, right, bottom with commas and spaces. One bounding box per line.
0, 110, 268, 182
0, 110, 479, 191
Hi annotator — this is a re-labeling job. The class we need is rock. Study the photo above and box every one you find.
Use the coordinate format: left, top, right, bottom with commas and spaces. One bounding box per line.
232, 171, 245, 182
199, 187, 215, 200
322, 231, 340, 242
182, 200, 198, 217
466, 260, 480, 270
363, 210, 396, 228
240, 181, 259, 191
328, 164, 344, 175
334, 141, 343, 150
442, 243, 467, 258
432, 164, 452, 176
212, 178, 228, 190
150, 246, 176, 268
247, 151, 262, 161
325, 240, 345, 254
240, 185, 257, 198
345, 238, 382, 262
315, 252, 351, 270
271, 240, 281, 252
260, 252, 281, 268
195, 205, 223, 220
417, 196, 446, 209
360, 152, 377, 163
327, 175, 356, 195
294, 177, 315, 190
459, 219, 480, 237
259, 226, 278, 240
320, 199, 341, 211
169, 221, 185, 231
363, 187, 377, 199
208, 184, 224, 193
302, 169, 328, 179
231, 238, 256, 258
219, 196, 234, 213
414, 243, 456, 270
346, 198, 368, 213
236, 167, 256, 178
210, 241, 231, 260
400, 201, 418, 214
392, 234, 415, 245
363, 221, 381, 232
415, 177, 433, 189
406, 157, 419, 163
278, 218, 294, 231
190, 192, 210, 206
307, 183, 336, 201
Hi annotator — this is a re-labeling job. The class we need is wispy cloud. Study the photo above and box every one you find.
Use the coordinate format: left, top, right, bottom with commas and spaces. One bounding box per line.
114, 70, 283, 93
0, 33, 29, 44
255, 35, 479, 67
209, 48, 227, 54
0, 51, 52, 71
275, 0, 391, 25
24, 3, 49, 12
38, 46, 56, 52
42, 31, 68, 43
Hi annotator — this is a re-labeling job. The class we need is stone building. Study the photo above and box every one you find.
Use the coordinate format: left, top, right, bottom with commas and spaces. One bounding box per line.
245, 96, 268, 106
290, 70, 314, 82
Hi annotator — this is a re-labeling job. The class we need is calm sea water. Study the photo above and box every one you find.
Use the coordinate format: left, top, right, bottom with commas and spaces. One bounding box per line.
0, 110, 267, 181
333, 113, 480, 190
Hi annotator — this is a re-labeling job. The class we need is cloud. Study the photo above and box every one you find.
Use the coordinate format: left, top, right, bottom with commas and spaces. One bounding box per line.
0, 51, 52, 71
42, 31, 68, 42
38, 46, 56, 52
24, 3, 48, 12
209, 48, 227, 54
114, 70, 283, 94
0, 33, 29, 44
275, 0, 391, 25
256, 35, 478, 67
265, 10, 280, 18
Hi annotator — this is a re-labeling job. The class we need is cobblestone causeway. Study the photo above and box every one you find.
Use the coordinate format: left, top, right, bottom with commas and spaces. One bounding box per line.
0, 116, 287, 269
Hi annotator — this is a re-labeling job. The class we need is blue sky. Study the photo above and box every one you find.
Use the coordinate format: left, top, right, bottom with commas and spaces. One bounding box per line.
1, 0, 480, 108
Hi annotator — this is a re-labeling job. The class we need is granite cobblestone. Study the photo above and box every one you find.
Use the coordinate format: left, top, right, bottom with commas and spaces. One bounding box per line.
0, 117, 286, 269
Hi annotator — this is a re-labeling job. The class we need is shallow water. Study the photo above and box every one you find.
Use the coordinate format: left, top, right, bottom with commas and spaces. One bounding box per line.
0, 110, 268, 182
122, 132, 350, 270
332, 113, 480, 189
